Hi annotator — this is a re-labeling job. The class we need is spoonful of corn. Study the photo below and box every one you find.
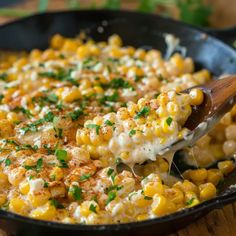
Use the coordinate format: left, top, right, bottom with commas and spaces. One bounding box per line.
160, 75, 236, 155
76, 75, 236, 169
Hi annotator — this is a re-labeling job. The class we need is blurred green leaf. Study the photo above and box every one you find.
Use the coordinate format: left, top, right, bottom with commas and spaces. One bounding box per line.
68, 0, 80, 9
177, 0, 212, 26
103, 0, 121, 9
38, 0, 49, 12
138, 0, 157, 12
0, 8, 32, 17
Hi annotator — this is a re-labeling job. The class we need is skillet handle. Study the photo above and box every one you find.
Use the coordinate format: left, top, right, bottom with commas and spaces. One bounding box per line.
202, 27, 236, 47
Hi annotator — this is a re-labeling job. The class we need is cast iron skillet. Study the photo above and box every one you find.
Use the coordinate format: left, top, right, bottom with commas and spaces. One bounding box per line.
0, 10, 236, 236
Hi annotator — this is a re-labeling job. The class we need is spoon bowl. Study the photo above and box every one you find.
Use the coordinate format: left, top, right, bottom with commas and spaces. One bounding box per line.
160, 75, 236, 154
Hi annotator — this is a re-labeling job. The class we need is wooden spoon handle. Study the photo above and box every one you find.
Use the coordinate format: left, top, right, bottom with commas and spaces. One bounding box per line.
185, 75, 236, 130
205, 75, 236, 113
205, 75, 236, 123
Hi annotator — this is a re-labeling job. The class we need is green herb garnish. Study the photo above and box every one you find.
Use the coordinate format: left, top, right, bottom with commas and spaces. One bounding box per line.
107, 168, 114, 176
134, 106, 150, 119
106, 191, 116, 205
166, 117, 173, 126
86, 124, 100, 135
24, 158, 43, 172
105, 120, 114, 126
129, 129, 136, 137
80, 174, 92, 182
0, 73, 8, 81
144, 196, 152, 200
5, 158, 11, 167
38, 69, 79, 86
69, 185, 82, 201
186, 198, 195, 206
68, 108, 84, 121
50, 199, 65, 209
20, 111, 55, 134
89, 203, 97, 213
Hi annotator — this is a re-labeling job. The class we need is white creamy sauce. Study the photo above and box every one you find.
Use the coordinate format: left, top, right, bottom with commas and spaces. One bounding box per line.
29, 178, 44, 194
108, 129, 184, 164
164, 34, 186, 59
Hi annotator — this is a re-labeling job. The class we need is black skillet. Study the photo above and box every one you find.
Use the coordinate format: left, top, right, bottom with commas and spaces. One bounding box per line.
0, 10, 236, 236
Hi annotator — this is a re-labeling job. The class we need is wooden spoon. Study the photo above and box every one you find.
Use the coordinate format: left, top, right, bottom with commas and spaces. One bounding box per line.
117, 75, 236, 176
160, 75, 236, 154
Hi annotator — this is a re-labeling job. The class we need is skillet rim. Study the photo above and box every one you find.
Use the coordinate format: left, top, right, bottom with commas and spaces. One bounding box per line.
0, 9, 235, 231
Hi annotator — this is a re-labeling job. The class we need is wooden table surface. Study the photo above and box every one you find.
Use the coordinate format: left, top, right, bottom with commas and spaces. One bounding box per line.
0, 1, 235, 236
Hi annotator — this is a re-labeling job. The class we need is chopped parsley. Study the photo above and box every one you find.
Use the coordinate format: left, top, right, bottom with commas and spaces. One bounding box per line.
0, 73, 8, 81
5, 158, 11, 167
55, 149, 67, 161
186, 198, 195, 206
50, 199, 65, 209
47, 93, 59, 103
3, 139, 19, 146
68, 108, 84, 121
134, 106, 150, 119
129, 129, 136, 137
69, 185, 82, 201
36, 158, 43, 172
16, 144, 38, 152
157, 74, 167, 82
107, 168, 114, 176
0, 94, 4, 103
107, 78, 134, 90
20, 111, 55, 134
134, 75, 143, 82
2, 140, 38, 152
24, 158, 43, 172
86, 124, 100, 135
89, 203, 97, 213
80, 174, 92, 182
166, 117, 173, 126
43, 144, 55, 154
55, 149, 68, 168
104, 120, 114, 126
32, 93, 59, 107
106, 191, 116, 205
106, 185, 123, 193
144, 196, 152, 200
99, 91, 119, 104
110, 174, 116, 184
53, 116, 63, 139
38, 69, 79, 86
13, 106, 33, 118
44, 181, 49, 188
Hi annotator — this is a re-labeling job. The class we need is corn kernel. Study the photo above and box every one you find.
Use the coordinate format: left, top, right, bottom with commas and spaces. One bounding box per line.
152, 194, 176, 216
0, 194, 7, 206
144, 181, 164, 197
207, 169, 223, 186
199, 183, 216, 201
189, 88, 204, 106
188, 169, 208, 184
136, 214, 148, 221
218, 160, 235, 176
30, 202, 56, 220
19, 181, 30, 195
77, 45, 90, 59
9, 198, 28, 215
50, 167, 64, 181
7, 112, 19, 123
28, 190, 51, 207
50, 34, 65, 49
108, 35, 122, 47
